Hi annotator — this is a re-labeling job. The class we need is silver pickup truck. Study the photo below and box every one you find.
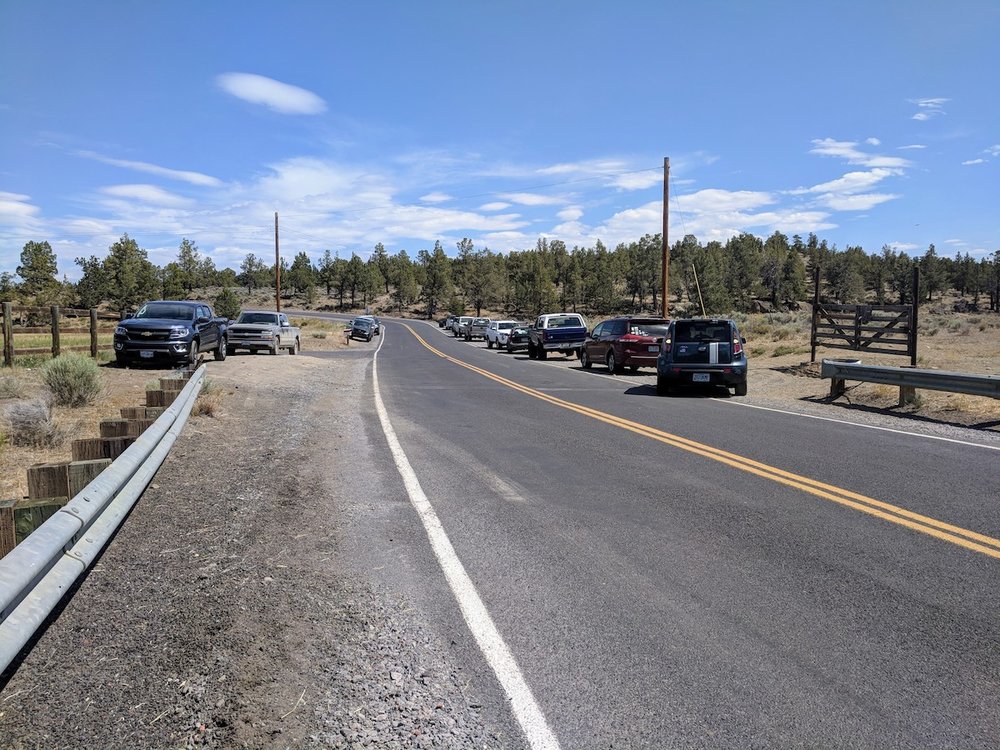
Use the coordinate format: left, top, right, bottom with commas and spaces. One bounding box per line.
226, 311, 301, 355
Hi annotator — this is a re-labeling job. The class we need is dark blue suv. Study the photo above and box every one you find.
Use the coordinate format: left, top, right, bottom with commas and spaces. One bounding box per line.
656, 318, 747, 396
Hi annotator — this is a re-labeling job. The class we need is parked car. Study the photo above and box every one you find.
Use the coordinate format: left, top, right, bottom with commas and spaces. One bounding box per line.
350, 317, 375, 342
527, 312, 588, 360
485, 320, 519, 349
452, 316, 473, 337
439, 314, 455, 328
505, 325, 531, 353
356, 314, 381, 335
114, 300, 227, 366
656, 318, 748, 396
227, 310, 301, 355
581, 316, 669, 373
464, 317, 491, 341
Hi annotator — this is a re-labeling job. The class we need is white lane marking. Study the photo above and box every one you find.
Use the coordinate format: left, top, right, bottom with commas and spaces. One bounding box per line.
424, 321, 1000, 452
708, 398, 1000, 452
372, 328, 561, 750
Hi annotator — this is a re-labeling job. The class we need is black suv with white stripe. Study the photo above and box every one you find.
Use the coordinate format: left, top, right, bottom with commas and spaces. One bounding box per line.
656, 318, 747, 396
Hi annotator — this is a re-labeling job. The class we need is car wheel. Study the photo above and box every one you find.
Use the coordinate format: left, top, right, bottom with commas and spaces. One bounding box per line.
487, 338, 493, 349
214, 338, 227, 361
271, 341, 280, 355
116, 354, 128, 369
537, 349, 547, 360
187, 339, 199, 365
465, 333, 471, 341
507, 342, 514, 353
656, 376, 671, 396
734, 379, 748, 397
629, 365, 639, 372
581, 349, 592, 369
606, 351, 619, 373
289, 339, 299, 355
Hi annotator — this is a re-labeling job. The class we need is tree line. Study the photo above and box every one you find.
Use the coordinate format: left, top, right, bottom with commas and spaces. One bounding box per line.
3, 231, 1000, 319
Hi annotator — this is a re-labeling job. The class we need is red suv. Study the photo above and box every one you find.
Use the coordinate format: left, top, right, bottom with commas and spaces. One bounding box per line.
580, 316, 670, 373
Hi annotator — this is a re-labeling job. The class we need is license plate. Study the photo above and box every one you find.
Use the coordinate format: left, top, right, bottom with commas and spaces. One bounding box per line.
558, 342, 571, 348
692, 373, 710, 383
647, 345, 659, 352
140, 350, 154, 359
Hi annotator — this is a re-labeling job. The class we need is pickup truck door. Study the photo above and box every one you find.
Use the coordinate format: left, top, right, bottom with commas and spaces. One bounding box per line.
278, 313, 291, 346
197, 305, 217, 348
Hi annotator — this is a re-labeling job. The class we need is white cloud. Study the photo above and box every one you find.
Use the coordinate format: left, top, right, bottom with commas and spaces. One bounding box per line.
612, 171, 661, 190
985, 145, 1000, 157
809, 139, 911, 169
816, 192, 898, 211
0, 191, 41, 221
536, 159, 626, 176
75, 150, 221, 186
909, 97, 948, 121
675, 188, 776, 214
419, 192, 451, 203
557, 206, 584, 221
943, 239, 965, 245
889, 242, 920, 252
962, 158, 985, 165
898, 144, 926, 150
792, 168, 902, 195
480, 202, 511, 211
216, 72, 326, 115
866, 137, 881, 146
497, 192, 565, 206
101, 184, 192, 207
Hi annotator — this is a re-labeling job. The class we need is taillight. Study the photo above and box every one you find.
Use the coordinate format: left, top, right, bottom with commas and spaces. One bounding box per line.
662, 338, 672, 354
733, 338, 743, 356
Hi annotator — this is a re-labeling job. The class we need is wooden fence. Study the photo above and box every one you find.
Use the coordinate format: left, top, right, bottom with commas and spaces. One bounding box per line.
1, 302, 121, 367
809, 267, 919, 367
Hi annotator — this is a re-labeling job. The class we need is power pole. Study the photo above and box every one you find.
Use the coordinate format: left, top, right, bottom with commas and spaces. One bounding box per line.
274, 211, 281, 313
661, 156, 670, 318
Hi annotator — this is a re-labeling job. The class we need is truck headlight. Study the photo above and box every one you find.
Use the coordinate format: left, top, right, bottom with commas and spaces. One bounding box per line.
169, 326, 188, 339
114, 326, 127, 336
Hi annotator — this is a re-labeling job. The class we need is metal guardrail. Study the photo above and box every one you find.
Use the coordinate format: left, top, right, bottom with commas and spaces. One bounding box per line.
0, 366, 206, 673
820, 359, 1000, 401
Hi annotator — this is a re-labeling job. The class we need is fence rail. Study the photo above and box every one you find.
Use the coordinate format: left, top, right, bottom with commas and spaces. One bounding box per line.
1, 303, 119, 366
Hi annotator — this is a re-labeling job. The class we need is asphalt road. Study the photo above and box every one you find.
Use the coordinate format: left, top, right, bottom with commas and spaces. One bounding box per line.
365, 317, 999, 749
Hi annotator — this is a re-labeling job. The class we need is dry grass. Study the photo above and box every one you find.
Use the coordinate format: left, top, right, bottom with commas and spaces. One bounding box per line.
288, 316, 353, 351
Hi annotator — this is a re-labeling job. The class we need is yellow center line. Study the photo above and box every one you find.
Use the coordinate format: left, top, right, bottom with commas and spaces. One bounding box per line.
400, 324, 1000, 560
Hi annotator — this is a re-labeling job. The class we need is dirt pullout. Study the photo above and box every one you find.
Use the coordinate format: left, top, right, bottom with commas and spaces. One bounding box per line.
0, 348, 515, 749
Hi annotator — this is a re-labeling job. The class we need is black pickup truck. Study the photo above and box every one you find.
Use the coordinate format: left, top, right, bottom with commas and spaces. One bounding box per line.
113, 300, 228, 366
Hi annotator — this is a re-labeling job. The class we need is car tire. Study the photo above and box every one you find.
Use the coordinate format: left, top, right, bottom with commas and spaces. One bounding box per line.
487, 339, 493, 349
537, 349, 547, 360
289, 339, 299, 355
606, 351, 619, 373
507, 342, 514, 353
214, 338, 227, 361
734, 380, 748, 397
187, 339, 199, 365
581, 349, 592, 369
656, 377, 671, 396
116, 354, 128, 369
465, 333, 471, 341
629, 365, 639, 372
271, 341, 280, 355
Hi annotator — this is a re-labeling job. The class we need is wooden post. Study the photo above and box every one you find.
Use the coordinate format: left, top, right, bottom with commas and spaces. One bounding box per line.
27, 463, 70, 500
810, 267, 820, 363
0, 499, 16, 557
661, 157, 670, 318
2, 301, 12, 367
51, 305, 60, 358
90, 308, 98, 358
910, 266, 919, 367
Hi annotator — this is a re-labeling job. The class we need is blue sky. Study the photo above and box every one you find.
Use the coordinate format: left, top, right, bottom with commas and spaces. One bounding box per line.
2, 1, 998, 279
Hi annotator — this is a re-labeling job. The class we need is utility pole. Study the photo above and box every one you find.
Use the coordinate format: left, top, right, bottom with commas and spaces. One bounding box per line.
274, 211, 281, 313
661, 156, 670, 318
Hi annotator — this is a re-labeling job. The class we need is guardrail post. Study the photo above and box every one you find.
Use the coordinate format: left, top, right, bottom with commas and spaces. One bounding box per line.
830, 377, 846, 399
90, 308, 98, 359
51, 305, 60, 358
2, 302, 12, 367
899, 386, 917, 406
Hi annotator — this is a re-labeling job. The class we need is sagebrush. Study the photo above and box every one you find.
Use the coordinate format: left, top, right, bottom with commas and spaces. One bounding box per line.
41, 354, 103, 406
4, 399, 63, 447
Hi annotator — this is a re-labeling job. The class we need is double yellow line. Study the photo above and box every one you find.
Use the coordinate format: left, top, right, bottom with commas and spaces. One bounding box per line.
404, 324, 1000, 560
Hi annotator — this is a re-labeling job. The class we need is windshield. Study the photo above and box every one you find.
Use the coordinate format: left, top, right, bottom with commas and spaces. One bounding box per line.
237, 312, 278, 325
134, 303, 194, 321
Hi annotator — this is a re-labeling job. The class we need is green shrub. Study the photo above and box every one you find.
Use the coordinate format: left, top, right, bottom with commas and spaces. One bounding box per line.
0, 376, 24, 400
214, 287, 242, 320
40, 354, 103, 406
311, 331, 327, 339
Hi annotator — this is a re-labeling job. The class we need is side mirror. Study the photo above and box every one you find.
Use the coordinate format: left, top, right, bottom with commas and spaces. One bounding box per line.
197, 316, 210, 325
741, 337, 747, 344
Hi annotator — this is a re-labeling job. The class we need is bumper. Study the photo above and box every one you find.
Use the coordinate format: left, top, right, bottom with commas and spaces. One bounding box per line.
541, 341, 582, 351
228, 338, 275, 350
657, 366, 747, 387
114, 339, 194, 361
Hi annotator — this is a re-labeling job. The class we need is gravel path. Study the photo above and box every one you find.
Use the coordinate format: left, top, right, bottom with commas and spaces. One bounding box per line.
0, 349, 517, 749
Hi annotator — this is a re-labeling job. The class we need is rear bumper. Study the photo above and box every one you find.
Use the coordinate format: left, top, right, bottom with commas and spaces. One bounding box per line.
540, 340, 582, 350
657, 366, 747, 387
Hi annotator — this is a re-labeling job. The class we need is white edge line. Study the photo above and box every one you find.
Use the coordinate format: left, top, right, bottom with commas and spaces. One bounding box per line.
371, 327, 561, 750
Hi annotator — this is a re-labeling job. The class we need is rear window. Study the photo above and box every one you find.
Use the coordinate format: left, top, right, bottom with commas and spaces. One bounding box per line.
498, 322, 515, 330
474, 318, 489, 325
631, 323, 669, 337
674, 320, 732, 342
546, 315, 584, 328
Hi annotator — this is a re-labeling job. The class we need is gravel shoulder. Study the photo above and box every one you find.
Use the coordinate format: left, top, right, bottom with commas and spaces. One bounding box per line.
0, 345, 518, 749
